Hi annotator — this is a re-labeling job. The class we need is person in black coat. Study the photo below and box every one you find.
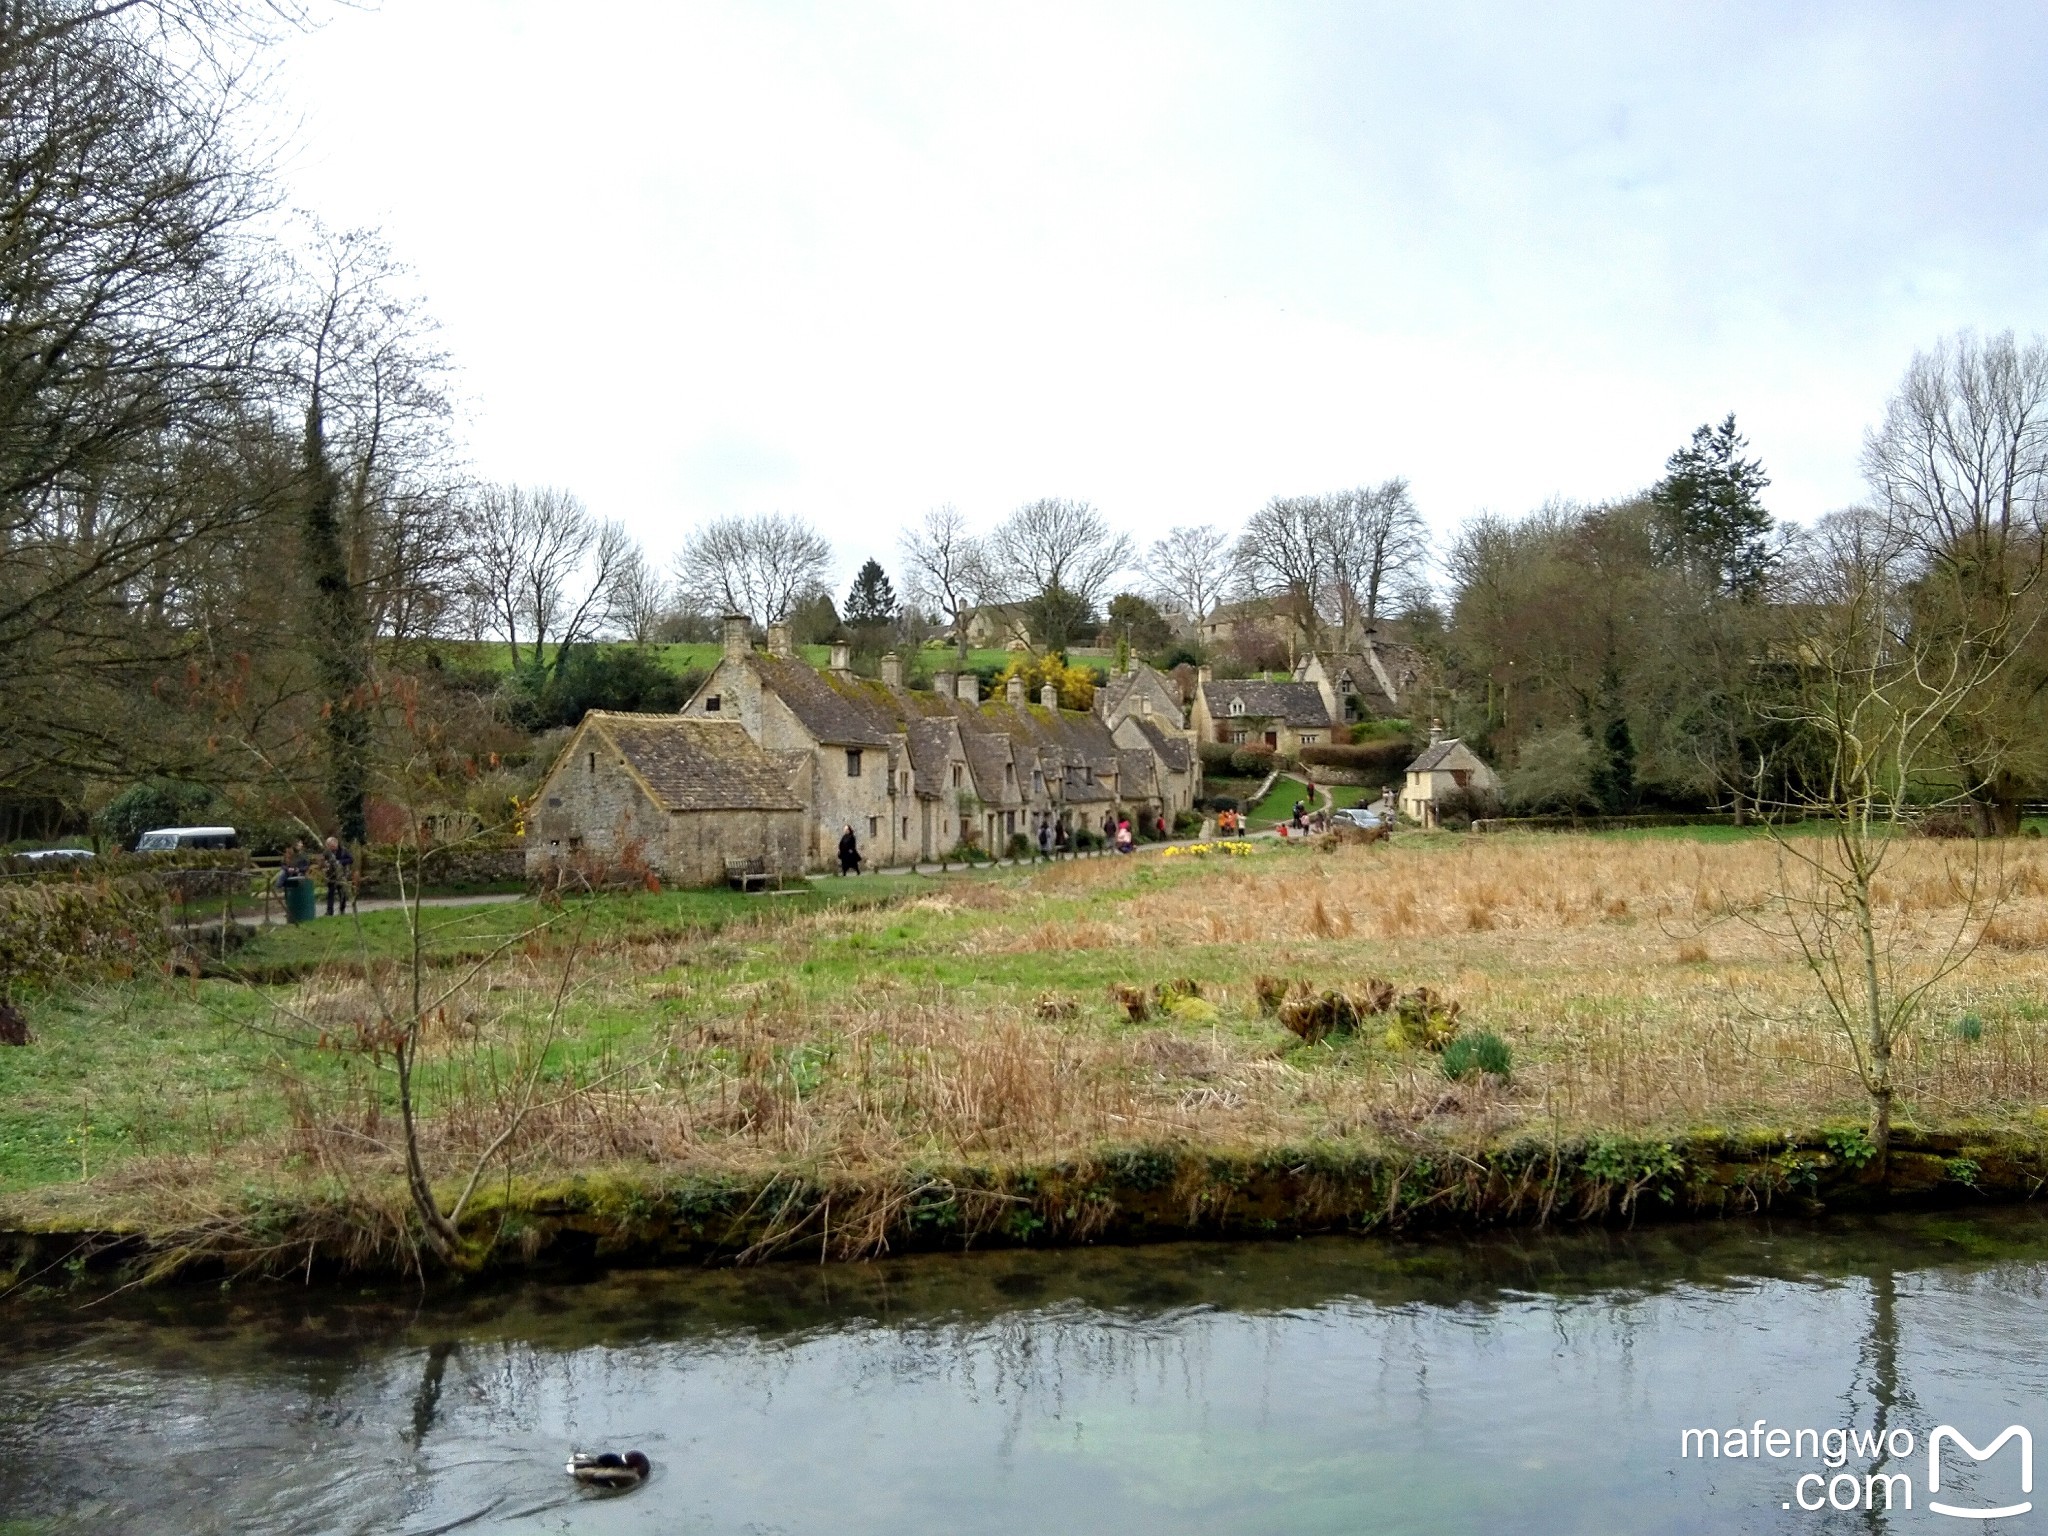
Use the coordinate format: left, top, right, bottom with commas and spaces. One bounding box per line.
837, 824, 861, 875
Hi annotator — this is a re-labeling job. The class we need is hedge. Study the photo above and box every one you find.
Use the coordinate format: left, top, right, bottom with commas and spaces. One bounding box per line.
0, 877, 168, 986
1298, 741, 1416, 773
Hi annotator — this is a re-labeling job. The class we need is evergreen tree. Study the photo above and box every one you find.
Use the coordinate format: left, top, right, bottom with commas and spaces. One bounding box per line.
1650, 414, 1775, 599
844, 559, 899, 628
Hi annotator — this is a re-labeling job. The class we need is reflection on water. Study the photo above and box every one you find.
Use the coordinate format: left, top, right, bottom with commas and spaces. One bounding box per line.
7, 1212, 2048, 1533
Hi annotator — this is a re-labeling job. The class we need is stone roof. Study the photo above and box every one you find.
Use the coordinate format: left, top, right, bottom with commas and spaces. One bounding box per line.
586, 713, 802, 812
1202, 678, 1333, 729
958, 727, 1024, 808
1125, 715, 1192, 774
903, 717, 959, 799
1118, 749, 1159, 799
1407, 738, 1485, 774
748, 655, 898, 747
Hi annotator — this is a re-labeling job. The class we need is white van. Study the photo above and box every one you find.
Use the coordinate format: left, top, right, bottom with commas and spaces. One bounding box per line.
134, 826, 239, 852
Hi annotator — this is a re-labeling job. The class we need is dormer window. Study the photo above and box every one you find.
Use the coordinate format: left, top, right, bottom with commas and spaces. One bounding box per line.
952, 764, 963, 787
1229, 698, 1245, 716
704, 694, 721, 713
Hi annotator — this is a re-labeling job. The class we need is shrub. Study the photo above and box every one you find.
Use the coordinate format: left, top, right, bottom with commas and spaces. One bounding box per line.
1172, 809, 1202, 836
1384, 987, 1462, 1051
1229, 746, 1276, 776
0, 877, 168, 986
1951, 1012, 1986, 1042
1197, 741, 1238, 772
1433, 785, 1502, 830
1006, 831, 1033, 859
502, 646, 698, 731
95, 779, 220, 849
1441, 1030, 1512, 1081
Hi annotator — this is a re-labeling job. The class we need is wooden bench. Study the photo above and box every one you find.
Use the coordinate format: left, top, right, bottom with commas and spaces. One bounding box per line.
725, 857, 772, 892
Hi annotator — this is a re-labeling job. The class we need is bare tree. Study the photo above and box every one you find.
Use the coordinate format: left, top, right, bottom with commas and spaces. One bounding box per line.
0, 0, 277, 791
989, 497, 1131, 651
607, 542, 672, 645
899, 504, 992, 664
1232, 495, 1328, 652
672, 511, 831, 626
1145, 523, 1229, 632
461, 485, 633, 676
1861, 330, 2048, 833
1325, 479, 1431, 635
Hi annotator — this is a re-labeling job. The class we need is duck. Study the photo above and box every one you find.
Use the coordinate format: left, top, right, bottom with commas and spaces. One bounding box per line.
566, 1450, 651, 1490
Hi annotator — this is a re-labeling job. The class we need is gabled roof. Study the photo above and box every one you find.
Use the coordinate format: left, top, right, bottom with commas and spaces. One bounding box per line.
1125, 715, 1192, 774
1407, 738, 1486, 774
1118, 749, 1159, 798
1097, 662, 1183, 721
580, 713, 802, 812
1201, 678, 1333, 729
747, 655, 899, 747
903, 717, 960, 799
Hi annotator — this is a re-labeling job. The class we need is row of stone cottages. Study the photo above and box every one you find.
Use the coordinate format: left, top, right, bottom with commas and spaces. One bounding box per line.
526, 616, 1200, 884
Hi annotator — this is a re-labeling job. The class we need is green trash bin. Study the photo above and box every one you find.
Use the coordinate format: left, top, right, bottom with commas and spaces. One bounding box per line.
283, 875, 316, 924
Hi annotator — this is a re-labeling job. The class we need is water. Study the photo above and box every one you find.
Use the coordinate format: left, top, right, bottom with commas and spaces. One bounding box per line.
7, 1212, 2048, 1533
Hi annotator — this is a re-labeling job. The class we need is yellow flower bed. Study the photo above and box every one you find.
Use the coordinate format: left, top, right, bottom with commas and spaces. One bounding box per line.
1161, 841, 1255, 859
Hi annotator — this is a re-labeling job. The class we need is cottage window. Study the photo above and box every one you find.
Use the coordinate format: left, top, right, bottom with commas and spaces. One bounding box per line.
952, 765, 963, 788
1301, 734, 1320, 745
1005, 762, 1015, 784
869, 816, 880, 837
1229, 698, 1245, 716
847, 749, 862, 777
902, 817, 909, 837
1231, 731, 1249, 744
1141, 697, 1151, 714
568, 837, 583, 852
704, 694, 721, 713
587, 752, 596, 773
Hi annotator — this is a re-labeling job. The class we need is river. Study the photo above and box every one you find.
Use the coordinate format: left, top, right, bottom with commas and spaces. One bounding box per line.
7, 1211, 2048, 1533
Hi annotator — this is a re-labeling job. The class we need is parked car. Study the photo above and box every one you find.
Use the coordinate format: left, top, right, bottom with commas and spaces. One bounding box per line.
15, 847, 94, 862
134, 826, 239, 852
1334, 807, 1387, 831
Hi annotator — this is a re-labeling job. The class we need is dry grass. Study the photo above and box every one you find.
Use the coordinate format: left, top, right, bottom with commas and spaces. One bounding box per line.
24, 833, 2048, 1238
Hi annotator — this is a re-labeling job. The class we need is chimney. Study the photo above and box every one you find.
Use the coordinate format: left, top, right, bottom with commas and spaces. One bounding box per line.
1040, 683, 1060, 712
958, 673, 980, 706
829, 641, 851, 674
721, 613, 750, 663
766, 622, 793, 659
934, 670, 956, 699
1197, 663, 1212, 688
880, 651, 903, 688
1007, 675, 1026, 708
1429, 718, 1443, 745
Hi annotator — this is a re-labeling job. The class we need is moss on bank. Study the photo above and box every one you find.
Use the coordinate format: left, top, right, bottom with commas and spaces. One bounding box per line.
7, 1124, 2045, 1299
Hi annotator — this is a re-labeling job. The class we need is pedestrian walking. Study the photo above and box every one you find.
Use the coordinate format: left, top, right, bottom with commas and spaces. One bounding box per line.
1055, 820, 1071, 858
837, 824, 861, 876
321, 835, 355, 917
1115, 818, 1134, 854
1037, 819, 1053, 861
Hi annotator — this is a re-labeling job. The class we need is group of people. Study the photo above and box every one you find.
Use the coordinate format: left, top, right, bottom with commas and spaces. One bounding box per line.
278, 835, 357, 916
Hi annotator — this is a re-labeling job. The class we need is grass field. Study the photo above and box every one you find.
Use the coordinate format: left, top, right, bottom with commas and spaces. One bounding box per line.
7, 828, 2048, 1255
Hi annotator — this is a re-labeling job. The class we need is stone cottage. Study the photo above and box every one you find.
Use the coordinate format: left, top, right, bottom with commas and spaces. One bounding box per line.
1399, 729, 1501, 828
1189, 668, 1338, 757
524, 712, 805, 885
1294, 630, 1426, 723
656, 618, 1200, 873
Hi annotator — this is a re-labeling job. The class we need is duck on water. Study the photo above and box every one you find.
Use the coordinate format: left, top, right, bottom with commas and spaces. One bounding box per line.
566, 1451, 651, 1490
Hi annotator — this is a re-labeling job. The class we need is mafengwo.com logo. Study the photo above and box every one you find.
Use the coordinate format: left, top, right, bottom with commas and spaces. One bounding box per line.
1681, 1420, 2032, 1517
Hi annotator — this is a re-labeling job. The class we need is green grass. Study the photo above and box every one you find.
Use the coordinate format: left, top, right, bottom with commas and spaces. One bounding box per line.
228, 876, 932, 971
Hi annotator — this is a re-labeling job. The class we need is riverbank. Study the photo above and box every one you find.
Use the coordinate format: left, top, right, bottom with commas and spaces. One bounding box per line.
7, 831, 2048, 1296
7, 1122, 2048, 1296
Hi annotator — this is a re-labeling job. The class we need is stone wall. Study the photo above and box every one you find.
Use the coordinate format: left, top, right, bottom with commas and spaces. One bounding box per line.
527, 738, 671, 877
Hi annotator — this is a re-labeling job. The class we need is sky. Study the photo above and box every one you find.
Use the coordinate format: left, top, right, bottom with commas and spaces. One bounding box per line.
265, 2, 2048, 587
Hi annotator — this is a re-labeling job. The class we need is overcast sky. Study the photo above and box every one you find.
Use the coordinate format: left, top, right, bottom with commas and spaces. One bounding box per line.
268, 2, 2048, 585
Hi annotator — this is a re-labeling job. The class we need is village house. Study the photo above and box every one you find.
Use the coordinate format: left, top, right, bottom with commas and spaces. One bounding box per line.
1293, 629, 1427, 722
1188, 666, 1338, 757
545, 617, 1204, 879
524, 711, 806, 885
957, 601, 1034, 651
1399, 727, 1501, 827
